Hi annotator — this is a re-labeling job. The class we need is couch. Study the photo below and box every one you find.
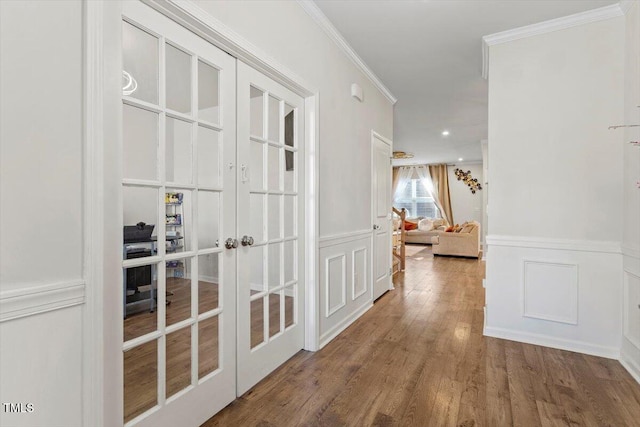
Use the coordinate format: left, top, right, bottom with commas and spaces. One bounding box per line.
431, 221, 481, 258
394, 217, 447, 245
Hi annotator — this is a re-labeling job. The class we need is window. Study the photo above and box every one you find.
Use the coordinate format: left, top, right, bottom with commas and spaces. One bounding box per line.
394, 179, 439, 218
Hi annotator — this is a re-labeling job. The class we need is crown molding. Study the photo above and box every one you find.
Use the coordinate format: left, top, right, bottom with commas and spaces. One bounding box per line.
619, 0, 635, 15
296, 0, 397, 105
482, 3, 625, 79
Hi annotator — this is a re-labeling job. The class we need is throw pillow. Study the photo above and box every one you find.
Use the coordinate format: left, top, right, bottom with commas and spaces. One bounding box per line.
445, 225, 454, 232
461, 224, 475, 234
418, 218, 434, 231
405, 221, 418, 231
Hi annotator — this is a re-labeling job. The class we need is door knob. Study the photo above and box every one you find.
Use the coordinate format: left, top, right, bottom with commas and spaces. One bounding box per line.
241, 235, 254, 246
373, 224, 380, 230
224, 238, 239, 249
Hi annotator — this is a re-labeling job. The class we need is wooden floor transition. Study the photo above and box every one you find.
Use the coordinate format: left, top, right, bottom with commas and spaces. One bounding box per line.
203, 245, 640, 427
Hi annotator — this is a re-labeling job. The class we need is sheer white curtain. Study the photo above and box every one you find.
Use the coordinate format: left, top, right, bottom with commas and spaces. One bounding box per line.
414, 165, 450, 225
393, 166, 414, 200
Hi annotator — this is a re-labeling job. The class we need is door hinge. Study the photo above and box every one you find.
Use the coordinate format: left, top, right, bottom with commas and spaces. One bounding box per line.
389, 267, 393, 275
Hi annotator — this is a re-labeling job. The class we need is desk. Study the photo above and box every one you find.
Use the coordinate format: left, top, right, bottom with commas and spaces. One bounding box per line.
123, 241, 156, 318
123, 236, 183, 318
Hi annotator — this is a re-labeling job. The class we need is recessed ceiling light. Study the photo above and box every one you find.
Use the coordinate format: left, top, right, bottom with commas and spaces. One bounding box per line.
458, 158, 463, 161
442, 130, 450, 136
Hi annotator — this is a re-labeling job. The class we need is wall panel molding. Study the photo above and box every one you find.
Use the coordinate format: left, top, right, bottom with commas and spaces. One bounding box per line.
319, 233, 373, 348
485, 243, 622, 365
352, 247, 368, 300
522, 260, 578, 325
487, 234, 621, 254
624, 271, 640, 349
319, 229, 371, 248
325, 254, 346, 317
0, 280, 86, 322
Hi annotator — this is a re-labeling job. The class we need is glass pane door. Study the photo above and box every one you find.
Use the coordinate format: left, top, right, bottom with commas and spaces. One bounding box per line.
236, 61, 305, 395
121, 2, 236, 426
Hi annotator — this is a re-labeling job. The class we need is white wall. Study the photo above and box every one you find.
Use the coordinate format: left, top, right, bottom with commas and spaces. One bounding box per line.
485, 16, 626, 358
1, 1, 394, 425
192, 0, 394, 237
0, 1, 84, 426
191, 0, 394, 343
621, 1, 640, 383
447, 163, 483, 226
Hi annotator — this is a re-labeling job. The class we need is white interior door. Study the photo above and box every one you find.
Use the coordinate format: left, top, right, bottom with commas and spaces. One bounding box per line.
236, 61, 305, 395
121, 2, 236, 426
372, 133, 392, 300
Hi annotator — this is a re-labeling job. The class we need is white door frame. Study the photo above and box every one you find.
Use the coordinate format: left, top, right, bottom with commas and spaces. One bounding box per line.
84, 1, 320, 425
370, 130, 393, 300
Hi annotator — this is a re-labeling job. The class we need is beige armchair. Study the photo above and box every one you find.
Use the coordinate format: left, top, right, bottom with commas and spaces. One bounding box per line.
431, 221, 481, 258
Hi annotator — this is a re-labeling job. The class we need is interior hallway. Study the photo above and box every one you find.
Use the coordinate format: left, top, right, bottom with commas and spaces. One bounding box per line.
203, 246, 640, 426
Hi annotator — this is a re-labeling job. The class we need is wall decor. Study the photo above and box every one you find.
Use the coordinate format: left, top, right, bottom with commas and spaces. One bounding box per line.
392, 151, 414, 159
454, 168, 482, 194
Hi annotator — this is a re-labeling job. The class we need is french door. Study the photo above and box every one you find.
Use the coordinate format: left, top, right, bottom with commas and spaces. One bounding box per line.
121, 2, 236, 426
236, 62, 305, 395
120, 2, 306, 425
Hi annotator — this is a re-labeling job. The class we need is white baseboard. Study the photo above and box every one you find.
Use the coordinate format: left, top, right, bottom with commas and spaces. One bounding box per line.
483, 326, 620, 360
620, 349, 640, 384
319, 301, 373, 349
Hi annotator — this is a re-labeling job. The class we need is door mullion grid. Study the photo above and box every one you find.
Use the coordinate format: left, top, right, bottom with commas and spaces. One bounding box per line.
157, 34, 168, 407
279, 285, 285, 334
293, 106, 298, 193
190, 52, 200, 389
262, 89, 270, 344
277, 97, 285, 338
262, 238, 269, 344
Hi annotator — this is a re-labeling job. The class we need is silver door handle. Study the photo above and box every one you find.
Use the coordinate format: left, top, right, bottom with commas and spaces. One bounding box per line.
241, 235, 254, 246
224, 238, 239, 249
373, 224, 380, 230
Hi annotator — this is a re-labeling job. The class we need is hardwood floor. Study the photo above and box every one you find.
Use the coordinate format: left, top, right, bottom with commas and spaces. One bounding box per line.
123, 278, 293, 423
202, 246, 640, 427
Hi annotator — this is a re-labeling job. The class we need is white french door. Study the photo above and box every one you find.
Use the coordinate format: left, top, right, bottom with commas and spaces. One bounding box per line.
236, 62, 305, 395
372, 133, 392, 300
120, 2, 308, 425
121, 2, 236, 426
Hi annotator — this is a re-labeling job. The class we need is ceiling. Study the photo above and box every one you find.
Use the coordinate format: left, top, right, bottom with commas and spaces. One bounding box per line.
314, 0, 618, 166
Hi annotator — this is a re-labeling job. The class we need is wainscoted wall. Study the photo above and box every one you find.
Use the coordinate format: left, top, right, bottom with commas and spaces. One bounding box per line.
318, 231, 373, 348
0, 305, 84, 427
0, 1, 85, 426
484, 7, 636, 378
485, 237, 622, 358
620, 1, 640, 383
622, 247, 640, 382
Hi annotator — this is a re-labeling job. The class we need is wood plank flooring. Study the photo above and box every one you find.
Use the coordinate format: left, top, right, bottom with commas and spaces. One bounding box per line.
202, 246, 640, 427
123, 278, 293, 423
